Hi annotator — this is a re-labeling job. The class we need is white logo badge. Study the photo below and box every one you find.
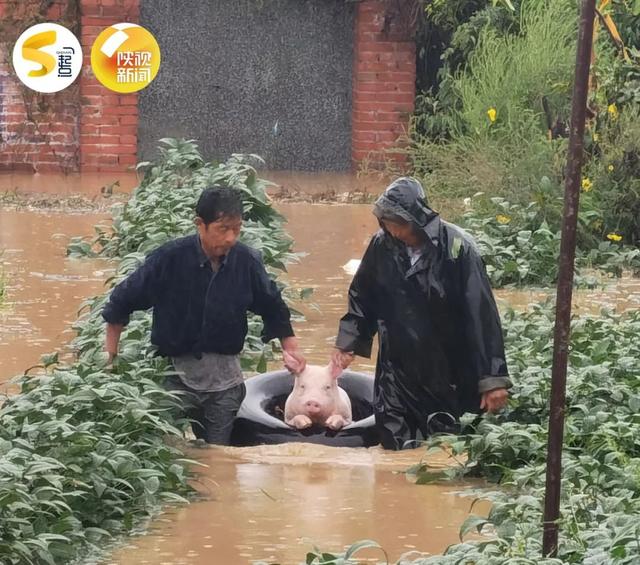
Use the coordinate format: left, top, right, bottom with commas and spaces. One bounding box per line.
12, 23, 83, 93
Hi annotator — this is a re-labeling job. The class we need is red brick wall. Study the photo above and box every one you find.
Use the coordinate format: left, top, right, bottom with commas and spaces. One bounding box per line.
0, 0, 416, 173
0, 0, 139, 173
79, 0, 139, 172
0, 0, 81, 173
351, 0, 416, 169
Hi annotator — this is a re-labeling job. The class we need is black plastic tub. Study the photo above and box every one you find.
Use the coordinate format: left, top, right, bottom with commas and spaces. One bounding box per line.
230, 369, 379, 447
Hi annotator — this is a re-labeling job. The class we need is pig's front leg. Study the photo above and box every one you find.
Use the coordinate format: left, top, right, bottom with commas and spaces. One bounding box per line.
325, 414, 349, 431
287, 414, 313, 429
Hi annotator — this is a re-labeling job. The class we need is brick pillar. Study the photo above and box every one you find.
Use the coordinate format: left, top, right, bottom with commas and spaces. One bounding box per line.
351, 0, 416, 170
79, 0, 140, 172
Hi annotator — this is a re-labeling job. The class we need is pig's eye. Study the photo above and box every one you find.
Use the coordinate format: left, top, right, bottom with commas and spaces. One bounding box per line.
324, 385, 331, 391
299, 384, 305, 389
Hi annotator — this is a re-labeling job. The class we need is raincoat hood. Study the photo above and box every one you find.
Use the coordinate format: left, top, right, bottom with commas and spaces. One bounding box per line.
373, 177, 440, 246
373, 177, 437, 226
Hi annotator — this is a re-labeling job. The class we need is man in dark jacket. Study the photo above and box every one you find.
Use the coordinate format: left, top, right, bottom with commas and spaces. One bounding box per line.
103, 186, 306, 445
333, 177, 511, 450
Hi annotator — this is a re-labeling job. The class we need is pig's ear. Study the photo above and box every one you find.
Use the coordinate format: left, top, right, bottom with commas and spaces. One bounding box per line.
328, 358, 343, 379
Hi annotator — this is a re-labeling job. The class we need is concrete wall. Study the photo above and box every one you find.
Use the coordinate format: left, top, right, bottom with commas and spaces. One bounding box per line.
139, 0, 355, 171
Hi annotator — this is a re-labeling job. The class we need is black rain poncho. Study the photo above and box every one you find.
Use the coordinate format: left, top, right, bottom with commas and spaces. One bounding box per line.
336, 177, 511, 450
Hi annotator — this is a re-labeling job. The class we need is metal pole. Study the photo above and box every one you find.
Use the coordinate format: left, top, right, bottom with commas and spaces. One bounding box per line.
542, 0, 597, 557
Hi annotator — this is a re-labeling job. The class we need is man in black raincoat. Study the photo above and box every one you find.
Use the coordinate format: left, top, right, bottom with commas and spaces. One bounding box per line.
333, 177, 511, 450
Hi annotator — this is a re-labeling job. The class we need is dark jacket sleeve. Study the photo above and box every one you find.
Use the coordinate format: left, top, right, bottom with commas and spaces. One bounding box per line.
335, 238, 379, 357
458, 241, 512, 393
249, 256, 294, 343
102, 251, 164, 326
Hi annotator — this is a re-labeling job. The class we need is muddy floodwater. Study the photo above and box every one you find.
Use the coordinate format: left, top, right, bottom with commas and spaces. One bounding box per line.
276, 203, 379, 372
0, 170, 387, 200
1, 172, 639, 565
105, 446, 487, 565
0, 172, 140, 198
0, 209, 111, 386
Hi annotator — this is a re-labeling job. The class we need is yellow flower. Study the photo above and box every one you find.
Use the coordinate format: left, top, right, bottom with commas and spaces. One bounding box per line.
607, 233, 622, 242
607, 103, 618, 119
607, 164, 614, 172
581, 178, 593, 192
487, 107, 497, 123
592, 133, 600, 142
496, 214, 511, 224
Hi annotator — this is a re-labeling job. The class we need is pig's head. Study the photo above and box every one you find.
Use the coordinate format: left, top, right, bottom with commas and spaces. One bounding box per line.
285, 354, 344, 423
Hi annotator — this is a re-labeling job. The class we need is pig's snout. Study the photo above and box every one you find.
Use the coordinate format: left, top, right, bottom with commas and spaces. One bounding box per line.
304, 400, 323, 415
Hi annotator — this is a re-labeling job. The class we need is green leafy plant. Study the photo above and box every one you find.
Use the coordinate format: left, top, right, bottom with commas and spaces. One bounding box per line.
254, 539, 388, 565
581, 107, 640, 246
459, 188, 640, 287
411, 0, 576, 195
0, 324, 196, 564
409, 0, 640, 285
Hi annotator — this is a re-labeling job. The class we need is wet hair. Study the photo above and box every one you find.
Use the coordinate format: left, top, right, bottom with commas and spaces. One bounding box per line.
195, 186, 243, 225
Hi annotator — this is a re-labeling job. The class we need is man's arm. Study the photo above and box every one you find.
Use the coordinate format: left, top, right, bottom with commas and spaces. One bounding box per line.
249, 256, 294, 342
102, 252, 163, 359
249, 255, 305, 371
459, 241, 512, 411
105, 322, 124, 363
335, 238, 379, 365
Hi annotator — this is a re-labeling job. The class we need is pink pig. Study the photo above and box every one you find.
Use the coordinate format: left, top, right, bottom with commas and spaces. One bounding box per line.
283, 353, 352, 431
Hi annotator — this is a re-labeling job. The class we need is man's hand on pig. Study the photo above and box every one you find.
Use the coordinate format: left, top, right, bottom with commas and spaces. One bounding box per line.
480, 388, 509, 412
281, 336, 306, 373
331, 348, 355, 370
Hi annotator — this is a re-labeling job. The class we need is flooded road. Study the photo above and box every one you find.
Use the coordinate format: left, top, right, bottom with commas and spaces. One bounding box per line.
0, 172, 140, 198
106, 445, 486, 565
277, 203, 379, 371
1, 174, 638, 565
0, 209, 111, 386
493, 276, 640, 314
0, 198, 485, 564
0, 170, 385, 200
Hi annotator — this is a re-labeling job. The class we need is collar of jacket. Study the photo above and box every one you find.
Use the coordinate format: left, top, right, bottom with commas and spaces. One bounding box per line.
421, 213, 442, 249
194, 234, 232, 269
